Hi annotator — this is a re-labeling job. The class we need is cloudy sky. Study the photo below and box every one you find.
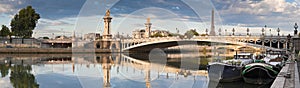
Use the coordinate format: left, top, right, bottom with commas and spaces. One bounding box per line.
0, 0, 300, 38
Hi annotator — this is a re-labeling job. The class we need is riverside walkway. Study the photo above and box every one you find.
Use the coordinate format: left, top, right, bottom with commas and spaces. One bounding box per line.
271, 54, 300, 88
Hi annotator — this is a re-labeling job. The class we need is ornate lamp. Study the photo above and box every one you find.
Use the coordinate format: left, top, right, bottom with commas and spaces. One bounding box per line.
218, 28, 221, 36
277, 28, 280, 36
262, 28, 265, 36
205, 28, 208, 35
246, 28, 249, 36
232, 28, 235, 36
225, 29, 227, 36
294, 23, 298, 36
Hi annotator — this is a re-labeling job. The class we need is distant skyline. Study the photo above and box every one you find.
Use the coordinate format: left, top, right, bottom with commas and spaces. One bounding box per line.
0, 0, 300, 38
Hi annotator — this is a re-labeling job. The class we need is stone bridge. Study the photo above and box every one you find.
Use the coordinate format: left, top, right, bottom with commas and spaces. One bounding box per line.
97, 35, 290, 52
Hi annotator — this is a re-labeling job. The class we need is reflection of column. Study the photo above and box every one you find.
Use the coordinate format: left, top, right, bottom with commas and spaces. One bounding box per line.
145, 67, 151, 88
116, 54, 121, 74
72, 63, 75, 73
166, 73, 169, 79
101, 55, 112, 88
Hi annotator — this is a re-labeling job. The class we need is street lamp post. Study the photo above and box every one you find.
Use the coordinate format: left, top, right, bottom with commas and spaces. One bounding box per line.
205, 28, 208, 36
277, 28, 280, 36
232, 28, 235, 36
246, 28, 249, 36
225, 29, 227, 36
265, 25, 267, 33
218, 28, 221, 36
294, 23, 298, 37
269, 29, 272, 36
262, 28, 265, 36
287, 34, 292, 52
277, 28, 280, 48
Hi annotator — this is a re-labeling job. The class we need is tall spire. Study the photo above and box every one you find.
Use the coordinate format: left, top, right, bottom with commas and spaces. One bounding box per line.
105, 9, 110, 16
210, 9, 216, 36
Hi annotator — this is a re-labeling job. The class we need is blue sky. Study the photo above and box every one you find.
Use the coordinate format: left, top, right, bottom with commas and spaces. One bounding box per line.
0, 0, 300, 38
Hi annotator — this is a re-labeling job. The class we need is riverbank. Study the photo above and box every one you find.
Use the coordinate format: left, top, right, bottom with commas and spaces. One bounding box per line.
271, 54, 300, 88
0, 48, 121, 54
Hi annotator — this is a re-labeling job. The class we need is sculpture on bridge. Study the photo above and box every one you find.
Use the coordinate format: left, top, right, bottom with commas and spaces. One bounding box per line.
105, 10, 110, 16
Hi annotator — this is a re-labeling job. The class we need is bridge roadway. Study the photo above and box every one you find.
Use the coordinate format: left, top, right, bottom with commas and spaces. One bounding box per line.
121, 36, 287, 52
37, 35, 289, 53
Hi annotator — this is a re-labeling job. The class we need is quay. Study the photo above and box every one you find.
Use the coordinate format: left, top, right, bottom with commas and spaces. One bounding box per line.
271, 54, 300, 88
0, 48, 121, 54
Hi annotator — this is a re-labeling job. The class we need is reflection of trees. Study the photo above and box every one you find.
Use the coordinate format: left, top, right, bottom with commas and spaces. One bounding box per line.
10, 64, 39, 88
0, 64, 10, 77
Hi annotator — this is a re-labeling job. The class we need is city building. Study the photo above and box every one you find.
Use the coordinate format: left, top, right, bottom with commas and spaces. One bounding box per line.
132, 18, 170, 38
83, 33, 100, 41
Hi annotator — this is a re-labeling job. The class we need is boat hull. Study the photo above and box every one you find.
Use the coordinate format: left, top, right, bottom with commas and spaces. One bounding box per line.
208, 63, 242, 82
242, 63, 279, 84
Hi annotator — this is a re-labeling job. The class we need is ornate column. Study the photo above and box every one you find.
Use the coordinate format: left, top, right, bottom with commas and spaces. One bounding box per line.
103, 10, 112, 39
145, 18, 152, 38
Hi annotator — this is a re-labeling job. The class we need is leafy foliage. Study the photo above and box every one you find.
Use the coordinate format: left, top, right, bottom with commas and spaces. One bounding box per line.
151, 33, 164, 37
10, 6, 40, 38
42, 37, 49, 39
0, 25, 11, 37
184, 29, 199, 38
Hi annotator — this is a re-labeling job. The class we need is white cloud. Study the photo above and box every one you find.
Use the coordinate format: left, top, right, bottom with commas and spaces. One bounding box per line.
0, 3, 13, 13
220, 0, 298, 15
214, 0, 300, 33
34, 17, 77, 38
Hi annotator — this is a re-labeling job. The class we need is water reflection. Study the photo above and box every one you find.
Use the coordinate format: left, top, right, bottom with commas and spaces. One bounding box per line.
0, 53, 270, 88
10, 64, 39, 88
0, 60, 39, 88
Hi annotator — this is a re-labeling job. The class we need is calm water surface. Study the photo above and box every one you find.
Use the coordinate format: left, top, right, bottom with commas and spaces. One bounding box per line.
0, 53, 271, 88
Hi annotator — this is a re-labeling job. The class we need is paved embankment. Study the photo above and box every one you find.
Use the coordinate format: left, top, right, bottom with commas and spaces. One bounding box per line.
0, 48, 121, 54
271, 56, 300, 88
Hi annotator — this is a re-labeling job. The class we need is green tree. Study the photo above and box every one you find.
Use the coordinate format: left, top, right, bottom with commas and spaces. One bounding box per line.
42, 37, 49, 39
10, 6, 40, 43
184, 29, 199, 38
151, 33, 164, 37
0, 25, 11, 37
200, 34, 208, 36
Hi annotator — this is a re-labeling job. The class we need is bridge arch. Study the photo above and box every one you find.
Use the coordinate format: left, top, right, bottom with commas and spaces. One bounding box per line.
110, 42, 120, 49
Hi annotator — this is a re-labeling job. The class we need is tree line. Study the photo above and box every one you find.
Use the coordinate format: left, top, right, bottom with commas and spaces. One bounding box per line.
0, 6, 40, 43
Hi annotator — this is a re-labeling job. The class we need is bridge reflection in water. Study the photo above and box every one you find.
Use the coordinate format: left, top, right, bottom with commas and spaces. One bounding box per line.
0, 53, 269, 88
